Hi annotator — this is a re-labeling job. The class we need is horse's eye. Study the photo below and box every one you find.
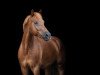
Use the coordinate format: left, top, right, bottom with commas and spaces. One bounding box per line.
34, 21, 38, 24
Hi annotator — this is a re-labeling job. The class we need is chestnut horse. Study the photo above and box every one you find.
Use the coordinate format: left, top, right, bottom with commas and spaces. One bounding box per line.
18, 10, 65, 75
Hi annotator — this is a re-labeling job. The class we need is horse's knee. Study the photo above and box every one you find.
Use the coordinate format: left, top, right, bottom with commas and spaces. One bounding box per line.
31, 65, 40, 75
57, 56, 65, 70
57, 64, 64, 75
58, 64, 64, 71
57, 60, 64, 70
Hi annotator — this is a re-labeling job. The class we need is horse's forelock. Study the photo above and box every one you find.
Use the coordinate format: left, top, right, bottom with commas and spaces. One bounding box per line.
34, 12, 42, 19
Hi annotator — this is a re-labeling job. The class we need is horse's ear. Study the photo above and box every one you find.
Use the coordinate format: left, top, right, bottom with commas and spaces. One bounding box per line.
39, 9, 42, 14
31, 9, 34, 16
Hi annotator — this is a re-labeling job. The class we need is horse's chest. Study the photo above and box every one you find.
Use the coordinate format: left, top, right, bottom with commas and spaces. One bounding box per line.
27, 49, 41, 63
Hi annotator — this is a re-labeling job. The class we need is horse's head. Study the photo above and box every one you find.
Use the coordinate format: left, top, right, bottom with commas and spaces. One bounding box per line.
23, 9, 51, 41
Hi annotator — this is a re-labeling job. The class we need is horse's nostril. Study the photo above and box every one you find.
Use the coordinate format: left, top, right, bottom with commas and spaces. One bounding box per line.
46, 34, 48, 37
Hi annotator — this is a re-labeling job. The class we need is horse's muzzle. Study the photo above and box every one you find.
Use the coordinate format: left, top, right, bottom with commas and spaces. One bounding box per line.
42, 32, 51, 41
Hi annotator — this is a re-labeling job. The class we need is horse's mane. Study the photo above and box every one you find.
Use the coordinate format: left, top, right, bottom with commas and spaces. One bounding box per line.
23, 15, 31, 31
21, 15, 31, 53
21, 12, 43, 54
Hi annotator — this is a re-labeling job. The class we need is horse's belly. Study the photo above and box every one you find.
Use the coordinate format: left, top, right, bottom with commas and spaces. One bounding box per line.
41, 57, 56, 68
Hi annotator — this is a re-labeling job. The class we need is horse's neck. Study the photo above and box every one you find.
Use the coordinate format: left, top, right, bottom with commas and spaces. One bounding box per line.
22, 31, 34, 50
27, 32, 34, 49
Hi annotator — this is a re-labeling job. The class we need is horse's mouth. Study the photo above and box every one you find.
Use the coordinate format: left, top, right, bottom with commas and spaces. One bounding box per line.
37, 33, 51, 41
43, 36, 51, 41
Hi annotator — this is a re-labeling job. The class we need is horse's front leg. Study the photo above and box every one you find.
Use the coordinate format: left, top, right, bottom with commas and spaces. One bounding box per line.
57, 64, 64, 75
45, 67, 51, 75
20, 64, 28, 75
57, 55, 64, 75
31, 65, 40, 75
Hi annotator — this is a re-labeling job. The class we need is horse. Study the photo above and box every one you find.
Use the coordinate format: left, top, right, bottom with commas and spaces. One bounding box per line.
18, 9, 65, 75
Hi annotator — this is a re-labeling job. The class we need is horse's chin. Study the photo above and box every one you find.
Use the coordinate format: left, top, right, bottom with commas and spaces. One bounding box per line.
44, 38, 49, 41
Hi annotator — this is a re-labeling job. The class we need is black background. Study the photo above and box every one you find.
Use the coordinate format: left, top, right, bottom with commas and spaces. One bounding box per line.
15, 0, 90, 75
0, 0, 97, 75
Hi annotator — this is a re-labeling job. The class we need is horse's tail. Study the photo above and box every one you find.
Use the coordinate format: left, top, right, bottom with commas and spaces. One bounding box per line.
53, 36, 66, 66
58, 37, 66, 71
51, 36, 66, 75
